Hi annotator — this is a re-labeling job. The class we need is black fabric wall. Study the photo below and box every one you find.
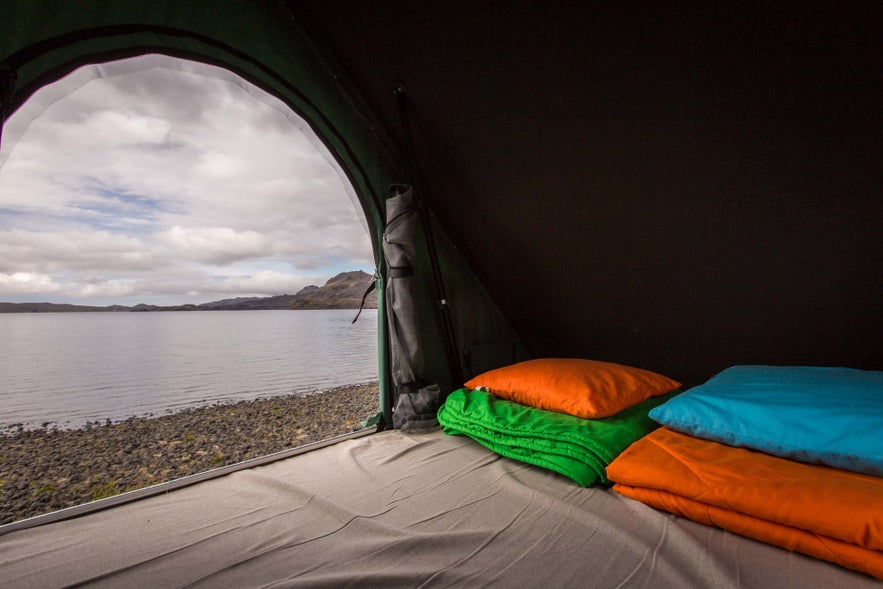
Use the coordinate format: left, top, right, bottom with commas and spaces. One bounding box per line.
300, 2, 882, 387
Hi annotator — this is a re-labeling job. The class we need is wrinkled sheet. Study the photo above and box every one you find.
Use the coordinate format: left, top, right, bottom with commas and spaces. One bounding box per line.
607, 427, 883, 579
2, 429, 880, 588
438, 388, 674, 485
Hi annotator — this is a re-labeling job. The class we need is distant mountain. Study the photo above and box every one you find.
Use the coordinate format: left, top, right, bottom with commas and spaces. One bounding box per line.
197, 296, 264, 310
0, 271, 377, 313
210, 271, 377, 310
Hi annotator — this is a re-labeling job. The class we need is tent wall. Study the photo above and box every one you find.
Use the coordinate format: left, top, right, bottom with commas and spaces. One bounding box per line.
299, 1, 882, 387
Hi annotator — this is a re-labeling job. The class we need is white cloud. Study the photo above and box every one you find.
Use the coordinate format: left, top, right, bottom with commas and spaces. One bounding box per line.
154, 225, 273, 265
36, 109, 171, 150
0, 272, 61, 294
195, 151, 248, 179
71, 278, 138, 299
0, 229, 155, 273
210, 270, 320, 295
0, 55, 373, 305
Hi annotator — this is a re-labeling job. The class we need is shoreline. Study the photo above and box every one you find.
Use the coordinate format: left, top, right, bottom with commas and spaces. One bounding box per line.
1, 380, 381, 434
0, 383, 379, 525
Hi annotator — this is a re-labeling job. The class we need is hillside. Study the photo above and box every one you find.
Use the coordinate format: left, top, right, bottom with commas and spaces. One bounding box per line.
0, 271, 377, 312
209, 271, 377, 310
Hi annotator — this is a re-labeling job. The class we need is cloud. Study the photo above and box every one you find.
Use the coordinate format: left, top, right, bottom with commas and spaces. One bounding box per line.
208, 270, 320, 296
71, 278, 139, 299
0, 229, 155, 273
154, 225, 273, 265
36, 108, 172, 150
0, 55, 373, 305
0, 272, 62, 294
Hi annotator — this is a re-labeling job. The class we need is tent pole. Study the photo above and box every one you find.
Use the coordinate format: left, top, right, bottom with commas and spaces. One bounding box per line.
392, 81, 463, 389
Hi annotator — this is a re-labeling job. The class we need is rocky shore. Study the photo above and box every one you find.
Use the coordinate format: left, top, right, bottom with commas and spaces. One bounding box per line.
0, 383, 379, 525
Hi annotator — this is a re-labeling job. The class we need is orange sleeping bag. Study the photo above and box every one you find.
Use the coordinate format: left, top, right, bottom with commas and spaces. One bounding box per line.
606, 427, 883, 579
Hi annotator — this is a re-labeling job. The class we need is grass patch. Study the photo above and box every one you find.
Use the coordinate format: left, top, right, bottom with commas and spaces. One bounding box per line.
35, 484, 57, 496
90, 481, 121, 501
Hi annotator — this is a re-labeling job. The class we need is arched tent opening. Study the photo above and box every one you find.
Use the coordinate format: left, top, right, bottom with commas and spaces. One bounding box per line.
0, 51, 394, 519
0, 2, 406, 428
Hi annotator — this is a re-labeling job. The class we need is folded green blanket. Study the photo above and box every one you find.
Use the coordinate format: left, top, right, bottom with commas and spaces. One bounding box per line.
438, 388, 678, 486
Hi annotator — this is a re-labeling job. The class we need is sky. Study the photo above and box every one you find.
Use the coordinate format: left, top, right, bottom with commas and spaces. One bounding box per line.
0, 55, 373, 306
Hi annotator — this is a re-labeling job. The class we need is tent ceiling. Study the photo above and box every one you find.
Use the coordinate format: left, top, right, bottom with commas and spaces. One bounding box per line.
298, 2, 882, 386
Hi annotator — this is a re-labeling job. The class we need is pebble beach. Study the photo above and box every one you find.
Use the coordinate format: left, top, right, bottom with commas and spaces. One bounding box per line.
0, 382, 379, 525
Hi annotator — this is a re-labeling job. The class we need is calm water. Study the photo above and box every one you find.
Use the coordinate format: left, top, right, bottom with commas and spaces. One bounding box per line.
0, 309, 378, 430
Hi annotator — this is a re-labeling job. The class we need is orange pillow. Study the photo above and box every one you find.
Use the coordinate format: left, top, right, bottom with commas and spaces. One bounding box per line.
464, 358, 680, 419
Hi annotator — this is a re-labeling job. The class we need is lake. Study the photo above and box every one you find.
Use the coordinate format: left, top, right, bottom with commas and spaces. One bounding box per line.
0, 309, 378, 430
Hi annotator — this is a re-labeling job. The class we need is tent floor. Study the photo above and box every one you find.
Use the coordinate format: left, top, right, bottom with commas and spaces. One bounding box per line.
2, 429, 878, 588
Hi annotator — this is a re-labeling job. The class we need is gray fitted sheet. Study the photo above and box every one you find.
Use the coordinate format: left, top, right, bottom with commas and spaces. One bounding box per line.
1, 429, 879, 588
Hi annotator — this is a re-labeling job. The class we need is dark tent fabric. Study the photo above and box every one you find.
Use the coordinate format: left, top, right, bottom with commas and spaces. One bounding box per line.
298, 2, 882, 388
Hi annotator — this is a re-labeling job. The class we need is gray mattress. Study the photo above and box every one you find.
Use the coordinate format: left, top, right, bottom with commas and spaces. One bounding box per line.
1, 429, 879, 588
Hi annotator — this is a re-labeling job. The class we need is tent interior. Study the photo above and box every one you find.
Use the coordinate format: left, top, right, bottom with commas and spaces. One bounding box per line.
1, 2, 881, 587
